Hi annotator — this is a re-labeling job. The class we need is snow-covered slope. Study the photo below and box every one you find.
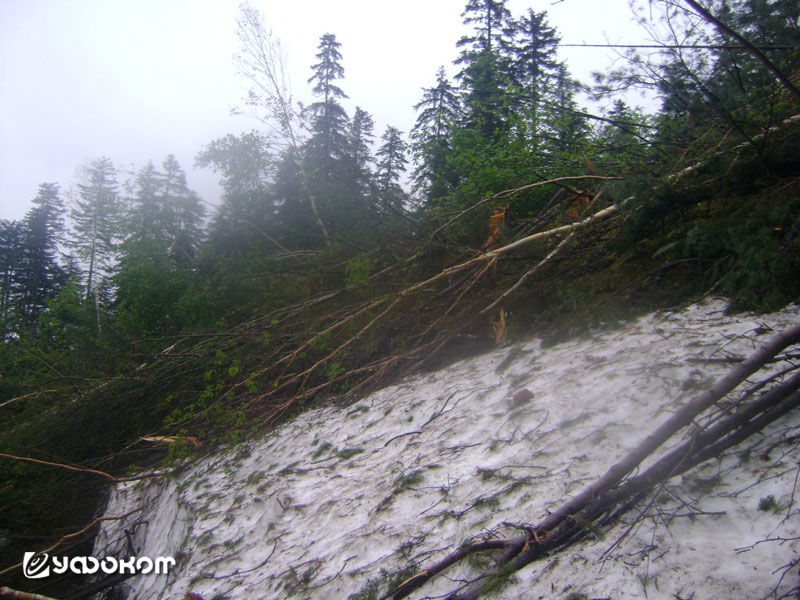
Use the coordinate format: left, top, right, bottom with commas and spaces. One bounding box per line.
93, 299, 800, 599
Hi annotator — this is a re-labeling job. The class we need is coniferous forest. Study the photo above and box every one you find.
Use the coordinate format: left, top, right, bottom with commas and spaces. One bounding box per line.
2, 1, 800, 596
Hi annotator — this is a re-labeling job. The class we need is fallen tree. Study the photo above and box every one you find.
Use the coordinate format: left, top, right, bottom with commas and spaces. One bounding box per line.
380, 321, 800, 600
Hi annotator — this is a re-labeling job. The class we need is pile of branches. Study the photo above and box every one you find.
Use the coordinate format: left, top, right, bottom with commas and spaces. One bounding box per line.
158, 176, 623, 435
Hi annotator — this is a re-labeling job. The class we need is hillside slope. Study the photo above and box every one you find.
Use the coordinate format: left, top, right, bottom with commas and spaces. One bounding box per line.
89, 298, 800, 600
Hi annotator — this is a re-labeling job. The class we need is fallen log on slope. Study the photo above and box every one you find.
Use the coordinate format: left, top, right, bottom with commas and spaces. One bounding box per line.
381, 321, 800, 600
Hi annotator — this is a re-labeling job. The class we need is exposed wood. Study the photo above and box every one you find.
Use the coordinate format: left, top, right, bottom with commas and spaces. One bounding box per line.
426, 175, 619, 244
0, 452, 117, 481
0, 587, 58, 600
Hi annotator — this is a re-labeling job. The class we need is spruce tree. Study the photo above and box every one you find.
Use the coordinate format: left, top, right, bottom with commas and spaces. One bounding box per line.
303, 33, 368, 242
128, 161, 165, 243
18, 183, 67, 319
457, 0, 512, 55
376, 126, 409, 214
455, 1, 513, 140
162, 154, 205, 263
69, 157, 122, 303
0, 219, 24, 322
411, 67, 460, 198
305, 33, 349, 177
347, 107, 377, 198
505, 8, 560, 146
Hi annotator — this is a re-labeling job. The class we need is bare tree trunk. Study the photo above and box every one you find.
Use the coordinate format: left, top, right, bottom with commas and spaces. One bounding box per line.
385, 321, 800, 600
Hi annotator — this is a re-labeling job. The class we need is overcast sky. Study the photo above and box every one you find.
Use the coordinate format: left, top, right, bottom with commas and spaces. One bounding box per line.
0, 0, 650, 222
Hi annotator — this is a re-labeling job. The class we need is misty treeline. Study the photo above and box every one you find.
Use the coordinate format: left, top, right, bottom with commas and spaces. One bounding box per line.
2, 0, 797, 386
1, 0, 800, 593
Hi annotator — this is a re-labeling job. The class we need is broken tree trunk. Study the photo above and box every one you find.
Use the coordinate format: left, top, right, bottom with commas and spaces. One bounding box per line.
383, 321, 800, 600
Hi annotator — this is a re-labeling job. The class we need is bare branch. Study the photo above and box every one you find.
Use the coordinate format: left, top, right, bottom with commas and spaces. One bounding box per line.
681, 0, 800, 103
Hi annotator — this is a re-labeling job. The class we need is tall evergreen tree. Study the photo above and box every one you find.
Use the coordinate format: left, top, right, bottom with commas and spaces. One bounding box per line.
162, 154, 205, 263
17, 183, 67, 319
541, 64, 588, 163
505, 9, 561, 145
456, 0, 512, 56
0, 219, 24, 322
114, 157, 204, 335
304, 33, 349, 177
455, 1, 513, 140
347, 107, 377, 198
302, 33, 369, 242
69, 157, 122, 303
411, 67, 460, 197
376, 126, 409, 214
127, 161, 165, 243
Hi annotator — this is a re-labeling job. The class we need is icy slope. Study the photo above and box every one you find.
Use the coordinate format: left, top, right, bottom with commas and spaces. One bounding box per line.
94, 299, 800, 599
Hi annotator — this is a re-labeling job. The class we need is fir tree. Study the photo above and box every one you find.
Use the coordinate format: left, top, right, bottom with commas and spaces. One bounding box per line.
127, 161, 165, 243
455, 1, 513, 140
0, 219, 24, 321
304, 33, 349, 177
347, 107, 377, 198
411, 67, 460, 197
456, 0, 512, 55
162, 154, 205, 263
17, 183, 67, 319
69, 157, 122, 303
376, 126, 409, 214
505, 8, 561, 145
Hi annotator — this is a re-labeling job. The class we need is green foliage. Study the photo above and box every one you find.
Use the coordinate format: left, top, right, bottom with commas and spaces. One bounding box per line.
616, 171, 800, 312
395, 469, 425, 488
114, 238, 193, 335
345, 253, 372, 291
347, 564, 418, 600
195, 131, 273, 195
757, 494, 785, 514
337, 447, 364, 460
325, 359, 345, 382
69, 156, 123, 300
480, 560, 521, 596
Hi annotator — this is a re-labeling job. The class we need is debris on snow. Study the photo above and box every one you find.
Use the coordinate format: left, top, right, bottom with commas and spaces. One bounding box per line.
93, 298, 800, 599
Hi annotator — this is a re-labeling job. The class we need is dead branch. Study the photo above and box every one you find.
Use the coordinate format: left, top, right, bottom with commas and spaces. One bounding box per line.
0, 452, 169, 484
426, 176, 619, 244
0, 452, 117, 481
665, 113, 800, 184
379, 538, 518, 600
681, 0, 800, 103
382, 321, 800, 600
0, 509, 143, 579
0, 588, 58, 600
247, 204, 620, 426
480, 230, 576, 316
0, 390, 57, 411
